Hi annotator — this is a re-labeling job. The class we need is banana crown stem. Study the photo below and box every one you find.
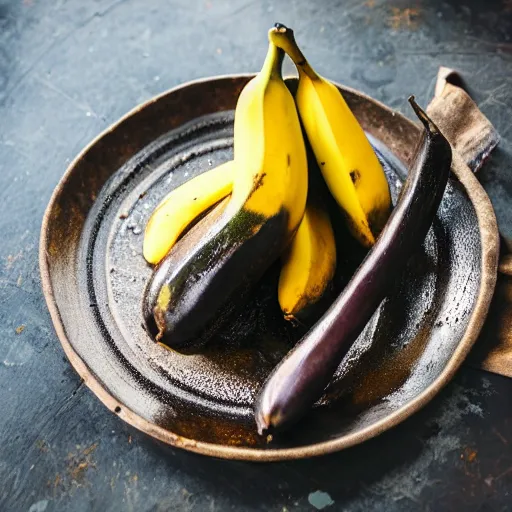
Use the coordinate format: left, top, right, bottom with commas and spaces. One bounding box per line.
261, 40, 285, 80
269, 23, 319, 80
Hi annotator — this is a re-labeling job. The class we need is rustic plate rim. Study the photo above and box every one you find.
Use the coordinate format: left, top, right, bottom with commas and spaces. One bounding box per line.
39, 74, 499, 462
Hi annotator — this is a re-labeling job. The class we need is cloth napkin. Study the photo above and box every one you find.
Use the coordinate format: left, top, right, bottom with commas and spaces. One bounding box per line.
426, 67, 511, 378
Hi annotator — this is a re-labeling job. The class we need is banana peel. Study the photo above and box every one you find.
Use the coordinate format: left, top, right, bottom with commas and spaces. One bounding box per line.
143, 161, 234, 265
143, 33, 308, 350
278, 202, 336, 322
270, 24, 391, 247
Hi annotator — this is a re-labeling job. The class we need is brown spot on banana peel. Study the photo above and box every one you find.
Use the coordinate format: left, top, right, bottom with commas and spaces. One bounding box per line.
349, 169, 360, 185
254, 97, 452, 434
251, 172, 266, 193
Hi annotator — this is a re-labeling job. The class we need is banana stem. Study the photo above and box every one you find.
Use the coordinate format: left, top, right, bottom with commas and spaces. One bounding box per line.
269, 23, 318, 80
261, 41, 285, 80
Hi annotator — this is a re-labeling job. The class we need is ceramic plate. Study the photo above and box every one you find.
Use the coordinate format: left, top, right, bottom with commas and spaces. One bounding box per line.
40, 75, 498, 461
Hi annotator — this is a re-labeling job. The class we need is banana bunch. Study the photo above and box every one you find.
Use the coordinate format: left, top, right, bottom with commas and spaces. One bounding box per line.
142, 24, 391, 350
144, 160, 336, 323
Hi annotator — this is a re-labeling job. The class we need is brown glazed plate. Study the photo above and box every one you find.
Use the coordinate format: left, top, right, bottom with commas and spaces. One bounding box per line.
40, 75, 499, 461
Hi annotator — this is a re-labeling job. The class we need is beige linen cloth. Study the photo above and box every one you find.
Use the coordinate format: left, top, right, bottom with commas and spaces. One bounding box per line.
426, 67, 510, 378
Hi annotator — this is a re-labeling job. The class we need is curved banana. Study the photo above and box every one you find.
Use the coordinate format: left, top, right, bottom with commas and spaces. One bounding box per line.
145, 158, 336, 320
143, 161, 234, 265
270, 24, 391, 247
143, 33, 308, 350
278, 202, 336, 322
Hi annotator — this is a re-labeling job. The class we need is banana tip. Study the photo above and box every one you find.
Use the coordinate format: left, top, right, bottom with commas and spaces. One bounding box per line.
273, 22, 290, 33
270, 23, 293, 40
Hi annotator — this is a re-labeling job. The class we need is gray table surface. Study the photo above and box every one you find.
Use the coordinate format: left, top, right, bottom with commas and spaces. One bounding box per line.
1, 1, 511, 510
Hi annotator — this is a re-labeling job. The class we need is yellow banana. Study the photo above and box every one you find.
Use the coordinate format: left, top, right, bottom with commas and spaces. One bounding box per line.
278, 201, 336, 322
144, 33, 308, 349
270, 24, 391, 247
226, 42, 307, 231
143, 161, 234, 265
145, 158, 337, 320
145, 158, 336, 320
